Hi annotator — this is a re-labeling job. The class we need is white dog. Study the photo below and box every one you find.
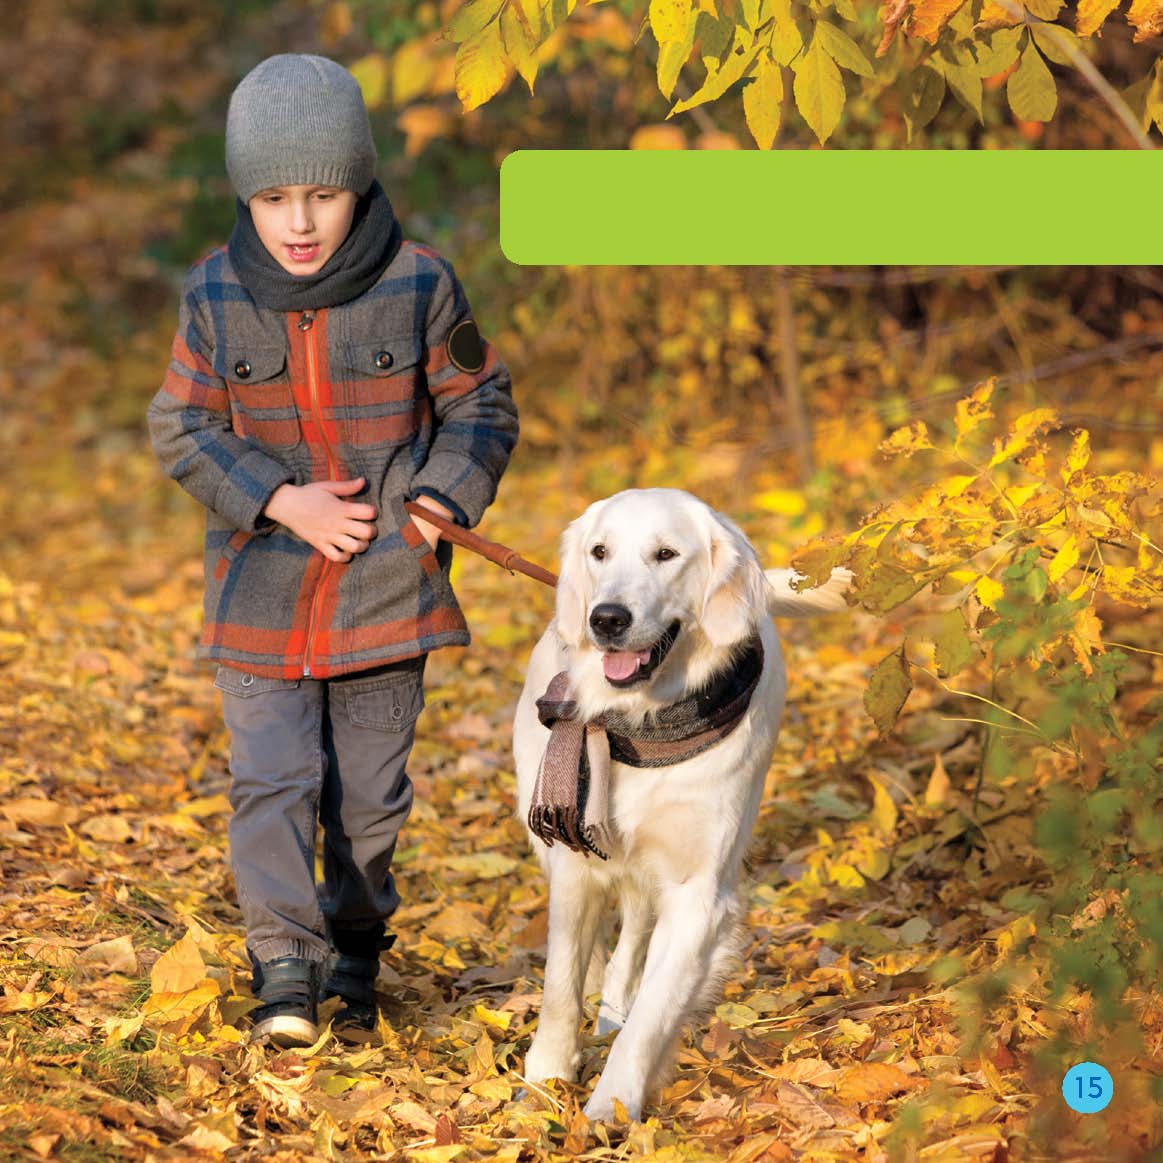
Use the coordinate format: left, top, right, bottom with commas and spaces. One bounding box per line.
514, 488, 850, 1120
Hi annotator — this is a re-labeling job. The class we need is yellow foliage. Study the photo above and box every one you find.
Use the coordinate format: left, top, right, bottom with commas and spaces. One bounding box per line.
629, 124, 687, 149
1046, 533, 1081, 583
350, 53, 390, 109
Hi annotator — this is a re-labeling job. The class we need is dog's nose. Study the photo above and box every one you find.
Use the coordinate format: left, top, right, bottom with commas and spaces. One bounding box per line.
589, 603, 632, 639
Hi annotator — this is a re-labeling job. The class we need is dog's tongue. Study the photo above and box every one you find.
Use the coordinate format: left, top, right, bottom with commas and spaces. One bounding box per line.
603, 649, 651, 681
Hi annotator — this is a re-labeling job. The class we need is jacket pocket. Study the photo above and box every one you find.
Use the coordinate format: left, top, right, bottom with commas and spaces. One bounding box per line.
213, 667, 301, 698
224, 345, 301, 451
338, 664, 425, 732
341, 336, 428, 452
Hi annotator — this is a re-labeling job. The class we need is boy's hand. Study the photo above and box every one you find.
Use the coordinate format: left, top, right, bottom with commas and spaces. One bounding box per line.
264, 478, 377, 563
408, 496, 455, 552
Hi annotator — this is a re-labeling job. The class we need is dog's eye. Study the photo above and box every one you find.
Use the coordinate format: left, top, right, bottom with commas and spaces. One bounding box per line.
591, 544, 606, 560
656, 547, 679, 562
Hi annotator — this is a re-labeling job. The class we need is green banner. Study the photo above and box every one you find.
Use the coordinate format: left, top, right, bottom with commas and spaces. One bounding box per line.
500, 150, 1163, 265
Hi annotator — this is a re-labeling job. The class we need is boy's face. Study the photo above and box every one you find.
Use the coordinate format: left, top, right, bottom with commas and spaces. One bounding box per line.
248, 185, 359, 275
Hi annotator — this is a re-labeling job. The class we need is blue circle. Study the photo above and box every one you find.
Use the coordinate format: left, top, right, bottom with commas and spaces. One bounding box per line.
1062, 1062, 1113, 1113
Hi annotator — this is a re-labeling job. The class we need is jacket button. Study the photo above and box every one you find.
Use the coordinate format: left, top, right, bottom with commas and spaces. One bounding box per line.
374, 350, 393, 370
234, 360, 252, 379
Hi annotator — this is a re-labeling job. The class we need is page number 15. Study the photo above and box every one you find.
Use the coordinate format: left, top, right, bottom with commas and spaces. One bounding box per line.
1062, 1063, 1113, 1114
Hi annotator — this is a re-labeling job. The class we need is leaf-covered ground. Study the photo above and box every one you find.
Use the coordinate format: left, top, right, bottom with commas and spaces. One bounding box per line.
4, 424, 1158, 1163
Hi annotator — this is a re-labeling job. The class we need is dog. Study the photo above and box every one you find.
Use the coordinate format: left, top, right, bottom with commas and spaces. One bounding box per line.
513, 488, 851, 1120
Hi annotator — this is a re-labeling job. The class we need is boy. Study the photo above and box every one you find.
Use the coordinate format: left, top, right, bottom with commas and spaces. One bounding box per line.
148, 54, 518, 1047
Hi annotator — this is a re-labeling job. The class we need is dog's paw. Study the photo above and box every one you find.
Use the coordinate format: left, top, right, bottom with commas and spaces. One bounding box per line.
584, 1077, 642, 1123
522, 1041, 580, 1086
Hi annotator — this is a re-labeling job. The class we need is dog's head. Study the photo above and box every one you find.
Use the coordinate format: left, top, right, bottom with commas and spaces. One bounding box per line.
554, 489, 769, 708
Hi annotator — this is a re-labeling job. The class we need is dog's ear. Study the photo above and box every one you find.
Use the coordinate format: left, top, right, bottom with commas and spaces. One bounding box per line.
701, 511, 769, 648
554, 513, 590, 647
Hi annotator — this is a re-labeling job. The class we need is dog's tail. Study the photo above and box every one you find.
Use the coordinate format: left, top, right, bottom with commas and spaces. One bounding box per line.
764, 567, 853, 618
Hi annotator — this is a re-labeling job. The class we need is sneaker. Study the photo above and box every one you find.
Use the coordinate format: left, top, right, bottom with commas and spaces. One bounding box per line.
321, 927, 395, 1043
249, 955, 321, 1049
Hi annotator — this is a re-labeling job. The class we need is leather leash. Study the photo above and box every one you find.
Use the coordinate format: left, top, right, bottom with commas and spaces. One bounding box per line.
404, 501, 558, 589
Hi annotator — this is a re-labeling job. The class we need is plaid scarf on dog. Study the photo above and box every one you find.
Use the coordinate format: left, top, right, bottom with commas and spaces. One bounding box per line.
529, 638, 764, 860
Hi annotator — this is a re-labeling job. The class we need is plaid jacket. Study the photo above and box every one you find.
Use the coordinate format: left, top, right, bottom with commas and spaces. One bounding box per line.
148, 241, 518, 679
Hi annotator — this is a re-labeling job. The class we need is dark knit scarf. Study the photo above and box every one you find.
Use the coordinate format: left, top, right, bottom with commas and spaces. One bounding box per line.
228, 179, 402, 312
529, 637, 765, 861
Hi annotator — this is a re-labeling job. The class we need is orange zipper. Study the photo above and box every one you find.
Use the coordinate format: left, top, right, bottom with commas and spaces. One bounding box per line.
300, 310, 337, 677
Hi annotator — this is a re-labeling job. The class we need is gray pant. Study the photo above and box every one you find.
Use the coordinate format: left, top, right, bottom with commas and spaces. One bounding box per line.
215, 657, 425, 965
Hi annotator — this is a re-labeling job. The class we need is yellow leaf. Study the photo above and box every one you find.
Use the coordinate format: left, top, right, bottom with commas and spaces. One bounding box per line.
398, 105, 453, 158
925, 753, 951, 807
1005, 483, 1040, 508
716, 1001, 759, 1027
28, 1134, 60, 1160
500, 4, 539, 92
932, 608, 974, 677
320, 2, 353, 45
446, 0, 506, 42
793, 35, 846, 144
829, 861, 867, 888
1076, 0, 1122, 36
392, 41, 438, 106
445, 851, 519, 879
178, 1124, 236, 1154
391, 1101, 439, 1133
650, 0, 694, 45
1022, 444, 1047, 478
671, 27, 760, 114
178, 793, 232, 818
77, 936, 138, 975
0, 989, 55, 1014
1070, 606, 1105, 672
994, 913, 1036, 956
880, 420, 934, 458
657, 31, 695, 100
869, 777, 898, 835
1128, 0, 1163, 41
407, 1146, 467, 1163
754, 487, 806, 516
942, 475, 979, 499
855, 841, 891, 881
104, 1014, 146, 1046
151, 930, 213, 995
350, 53, 390, 110
469, 1076, 513, 1100
630, 124, 687, 149
815, 20, 875, 76
1063, 428, 1091, 481
836, 1062, 923, 1103
455, 21, 509, 111
989, 407, 1059, 467
863, 644, 912, 736
1101, 563, 1150, 606
472, 1003, 512, 1030
78, 813, 133, 843
1007, 42, 1058, 122
2, 797, 82, 827
1047, 533, 1081, 583
742, 52, 783, 149
976, 576, 1004, 610
909, 0, 968, 43
978, 1, 1024, 27
954, 381, 995, 445
142, 981, 222, 1027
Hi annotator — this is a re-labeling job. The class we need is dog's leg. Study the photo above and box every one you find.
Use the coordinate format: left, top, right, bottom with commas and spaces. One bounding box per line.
523, 861, 605, 1087
584, 877, 738, 1121
596, 880, 653, 1035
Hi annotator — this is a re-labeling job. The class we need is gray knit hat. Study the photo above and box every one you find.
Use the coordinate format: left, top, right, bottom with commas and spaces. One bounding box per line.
225, 54, 377, 203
